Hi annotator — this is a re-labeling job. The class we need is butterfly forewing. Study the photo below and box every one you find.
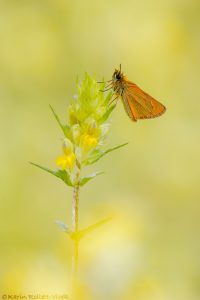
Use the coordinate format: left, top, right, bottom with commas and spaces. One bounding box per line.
122, 81, 166, 121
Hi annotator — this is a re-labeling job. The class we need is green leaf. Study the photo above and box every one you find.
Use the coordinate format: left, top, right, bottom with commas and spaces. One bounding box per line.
82, 149, 102, 165
98, 104, 116, 124
79, 171, 104, 186
56, 169, 74, 186
29, 162, 73, 187
49, 105, 70, 138
83, 142, 128, 165
56, 220, 71, 233
29, 162, 57, 176
105, 91, 113, 104
78, 216, 112, 238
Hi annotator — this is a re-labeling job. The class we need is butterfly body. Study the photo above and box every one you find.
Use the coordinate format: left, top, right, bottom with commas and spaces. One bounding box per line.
111, 67, 166, 121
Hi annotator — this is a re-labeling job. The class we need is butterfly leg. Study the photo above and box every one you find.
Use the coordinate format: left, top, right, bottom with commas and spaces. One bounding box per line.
99, 86, 113, 92
108, 94, 119, 106
97, 79, 112, 83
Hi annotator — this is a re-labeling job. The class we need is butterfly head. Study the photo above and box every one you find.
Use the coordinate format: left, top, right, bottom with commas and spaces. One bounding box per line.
112, 65, 123, 82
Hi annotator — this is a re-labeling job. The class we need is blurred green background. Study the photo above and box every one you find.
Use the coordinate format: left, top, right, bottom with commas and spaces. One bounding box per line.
0, 0, 200, 299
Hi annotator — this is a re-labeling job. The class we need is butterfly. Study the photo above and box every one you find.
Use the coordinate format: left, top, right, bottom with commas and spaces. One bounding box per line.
104, 65, 166, 122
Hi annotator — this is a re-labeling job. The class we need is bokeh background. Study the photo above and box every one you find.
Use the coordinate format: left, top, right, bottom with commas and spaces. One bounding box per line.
0, 0, 200, 299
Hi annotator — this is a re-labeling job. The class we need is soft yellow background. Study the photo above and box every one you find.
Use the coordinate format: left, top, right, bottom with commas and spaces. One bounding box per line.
0, 0, 200, 299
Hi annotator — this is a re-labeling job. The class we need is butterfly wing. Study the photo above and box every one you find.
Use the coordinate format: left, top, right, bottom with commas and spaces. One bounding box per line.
121, 81, 166, 121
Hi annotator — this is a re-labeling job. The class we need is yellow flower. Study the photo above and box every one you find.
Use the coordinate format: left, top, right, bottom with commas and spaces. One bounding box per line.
80, 133, 98, 150
56, 138, 76, 169
56, 154, 75, 169
80, 120, 99, 152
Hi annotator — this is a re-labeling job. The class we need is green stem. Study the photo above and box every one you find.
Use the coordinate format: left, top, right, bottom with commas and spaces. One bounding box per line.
71, 168, 81, 295
72, 183, 80, 273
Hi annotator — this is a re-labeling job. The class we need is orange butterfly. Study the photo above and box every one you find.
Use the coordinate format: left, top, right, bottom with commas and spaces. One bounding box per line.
105, 65, 166, 121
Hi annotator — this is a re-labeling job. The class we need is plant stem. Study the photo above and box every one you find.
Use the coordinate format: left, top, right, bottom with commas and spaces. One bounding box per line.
71, 168, 81, 293
72, 183, 80, 272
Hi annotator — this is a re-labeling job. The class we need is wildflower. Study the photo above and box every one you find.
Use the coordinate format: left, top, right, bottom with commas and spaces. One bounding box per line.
56, 138, 76, 169
80, 120, 100, 152
31, 73, 126, 183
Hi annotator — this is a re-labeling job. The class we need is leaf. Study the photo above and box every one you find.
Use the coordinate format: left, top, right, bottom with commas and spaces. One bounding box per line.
56, 220, 71, 233
80, 171, 104, 186
29, 162, 57, 176
49, 105, 70, 138
82, 149, 103, 165
83, 142, 128, 165
56, 169, 74, 186
105, 91, 114, 104
78, 216, 112, 238
29, 162, 73, 187
98, 104, 116, 124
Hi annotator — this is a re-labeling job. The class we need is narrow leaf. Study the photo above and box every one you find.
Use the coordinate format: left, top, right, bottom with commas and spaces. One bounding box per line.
82, 149, 102, 166
29, 162, 58, 176
79, 216, 112, 238
105, 91, 113, 104
83, 142, 128, 165
29, 162, 73, 187
80, 171, 104, 186
56, 169, 74, 186
98, 104, 116, 124
49, 105, 70, 138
